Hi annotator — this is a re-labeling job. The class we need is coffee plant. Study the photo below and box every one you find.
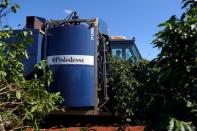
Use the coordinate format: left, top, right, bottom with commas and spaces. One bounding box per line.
145, 0, 197, 130
108, 58, 140, 123
0, 0, 63, 130
109, 1, 196, 130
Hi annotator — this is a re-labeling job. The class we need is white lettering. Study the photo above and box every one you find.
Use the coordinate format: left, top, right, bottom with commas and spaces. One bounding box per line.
47, 55, 94, 66
91, 28, 94, 40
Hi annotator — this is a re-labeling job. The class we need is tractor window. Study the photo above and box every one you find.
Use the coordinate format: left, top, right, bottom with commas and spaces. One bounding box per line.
131, 46, 140, 59
112, 49, 123, 59
125, 48, 134, 60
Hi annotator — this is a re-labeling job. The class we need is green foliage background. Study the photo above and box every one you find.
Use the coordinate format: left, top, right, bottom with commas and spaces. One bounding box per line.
109, 0, 197, 130
0, 0, 63, 130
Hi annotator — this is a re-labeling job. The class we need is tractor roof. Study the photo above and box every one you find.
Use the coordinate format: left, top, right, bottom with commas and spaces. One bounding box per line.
110, 36, 127, 40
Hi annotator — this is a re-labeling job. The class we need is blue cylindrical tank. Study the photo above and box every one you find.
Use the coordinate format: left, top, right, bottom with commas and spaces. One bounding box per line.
46, 24, 95, 108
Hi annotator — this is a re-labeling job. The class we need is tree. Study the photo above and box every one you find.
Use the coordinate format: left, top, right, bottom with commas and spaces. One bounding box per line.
0, 0, 62, 130
109, 58, 140, 123
145, 0, 197, 130
109, 57, 158, 124
109, 1, 196, 130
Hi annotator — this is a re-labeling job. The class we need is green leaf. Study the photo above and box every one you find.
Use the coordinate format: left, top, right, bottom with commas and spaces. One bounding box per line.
31, 105, 38, 113
16, 91, 21, 100
0, 70, 6, 77
11, 6, 17, 13
7, 93, 11, 99
2, 0, 9, 8
26, 38, 33, 44
23, 31, 29, 36
24, 50, 29, 58
14, 3, 20, 9
47, 79, 51, 86
11, 3, 20, 13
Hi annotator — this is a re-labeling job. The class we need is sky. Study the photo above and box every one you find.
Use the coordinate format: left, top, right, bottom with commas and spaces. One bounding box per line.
7, 0, 184, 60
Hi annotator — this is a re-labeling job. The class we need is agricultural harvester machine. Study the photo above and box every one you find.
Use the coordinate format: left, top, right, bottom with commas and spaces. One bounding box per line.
5, 12, 142, 116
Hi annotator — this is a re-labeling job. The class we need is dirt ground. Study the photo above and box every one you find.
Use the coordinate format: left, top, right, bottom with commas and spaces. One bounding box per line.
27, 126, 144, 131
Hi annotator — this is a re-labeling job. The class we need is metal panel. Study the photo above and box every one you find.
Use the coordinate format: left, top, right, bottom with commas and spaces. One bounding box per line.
22, 30, 43, 76
2, 29, 43, 76
25, 30, 43, 55
98, 19, 109, 38
22, 54, 41, 76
